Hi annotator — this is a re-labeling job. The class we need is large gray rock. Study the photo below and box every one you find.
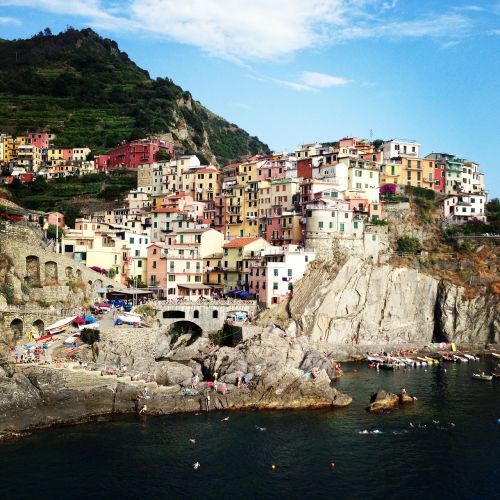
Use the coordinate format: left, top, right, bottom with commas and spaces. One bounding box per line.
155, 361, 193, 387
287, 257, 498, 346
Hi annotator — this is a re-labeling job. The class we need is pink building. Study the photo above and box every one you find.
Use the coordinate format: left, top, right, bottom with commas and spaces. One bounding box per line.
26, 132, 49, 150
344, 196, 382, 221
108, 139, 174, 169
46, 211, 65, 228
146, 243, 168, 290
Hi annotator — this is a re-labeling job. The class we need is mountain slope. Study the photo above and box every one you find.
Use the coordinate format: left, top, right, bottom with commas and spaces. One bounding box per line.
0, 28, 271, 165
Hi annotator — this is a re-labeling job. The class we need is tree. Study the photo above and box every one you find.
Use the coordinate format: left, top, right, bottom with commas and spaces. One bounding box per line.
80, 328, 100, 361
47, 224, 65, 242
396, 236, 421, 253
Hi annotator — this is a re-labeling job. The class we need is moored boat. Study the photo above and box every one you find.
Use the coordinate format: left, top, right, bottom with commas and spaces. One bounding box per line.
472, 373, 493, 381
378, 363, 395, 370
491, 352, 500, 360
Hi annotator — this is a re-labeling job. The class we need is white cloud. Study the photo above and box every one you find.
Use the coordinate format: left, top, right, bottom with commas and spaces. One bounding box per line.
0, 1, 485, 61
0, 15, 21, 25
300, 71, 350, 88
275, 71, 350, 92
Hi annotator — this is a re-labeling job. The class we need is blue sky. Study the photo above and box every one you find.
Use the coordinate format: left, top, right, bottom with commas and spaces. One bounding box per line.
0, 0, 499, 196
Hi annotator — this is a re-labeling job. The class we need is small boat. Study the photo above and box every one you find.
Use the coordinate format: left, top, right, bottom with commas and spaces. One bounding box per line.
463, 354, 479, 361
491, 352, 500, 359
45, 316, 77, 335
416, 357, 429, 365
79, 322, 100, 331
453, 355, 468, 363
367, 355, 384, 363
472, 373, 493, 381
424, 356, 439, 365
378, 363, 395, 370
64, 333, 80, 344
117, 313, 141, 325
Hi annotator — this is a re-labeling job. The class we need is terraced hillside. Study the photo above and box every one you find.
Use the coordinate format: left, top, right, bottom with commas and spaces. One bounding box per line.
0, 28, 270, 165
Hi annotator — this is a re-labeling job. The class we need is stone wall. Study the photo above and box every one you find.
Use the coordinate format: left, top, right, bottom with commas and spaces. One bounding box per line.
305, 226, 389, 261
156, 302, 259, 333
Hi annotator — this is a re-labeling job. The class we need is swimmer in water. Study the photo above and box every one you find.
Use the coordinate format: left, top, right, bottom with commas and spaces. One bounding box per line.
193, 462, 200, 470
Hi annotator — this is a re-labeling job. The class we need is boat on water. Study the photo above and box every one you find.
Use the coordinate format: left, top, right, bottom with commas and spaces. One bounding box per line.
424, 356, 440, 365
491, 371, 500, 379
45, 316, 77, 335
472, 373, 493, 381
453, 355, 468, 363
491, 352, 500, 359
367, 355, 384, 363
378, 363, 396, 370
463, 354, 479, 361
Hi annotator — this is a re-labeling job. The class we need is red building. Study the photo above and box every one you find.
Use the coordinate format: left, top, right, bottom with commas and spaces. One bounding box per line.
296, 158, 313, 179
94, 154, 110, 171
108, 139, 174, 169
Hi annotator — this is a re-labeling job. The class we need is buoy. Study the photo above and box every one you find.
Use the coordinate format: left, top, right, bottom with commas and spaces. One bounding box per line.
272, 464, 276, 470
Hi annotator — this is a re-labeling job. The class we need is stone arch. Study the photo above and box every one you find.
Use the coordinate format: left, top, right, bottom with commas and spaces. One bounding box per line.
193, 309, 200, 319
44, 261, 58, 284
25, 255, 40, 285
10, 318, 23, 338
167, 320, 202, 339
32, 319, 44, 333
65, 266, 74, 279
212, 309, 219, 319
163, 310, 185, 319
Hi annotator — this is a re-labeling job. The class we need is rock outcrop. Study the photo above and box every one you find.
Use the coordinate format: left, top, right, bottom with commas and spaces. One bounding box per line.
366, 388, 414, 413
282, 257, 498, 346
0, 326, 351, 434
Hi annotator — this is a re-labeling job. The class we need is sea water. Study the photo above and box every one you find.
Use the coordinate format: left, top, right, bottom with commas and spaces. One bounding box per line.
0, 359, 498, 499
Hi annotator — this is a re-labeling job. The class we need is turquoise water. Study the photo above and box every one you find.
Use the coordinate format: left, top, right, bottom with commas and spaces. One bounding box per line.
1, 359, 498, 499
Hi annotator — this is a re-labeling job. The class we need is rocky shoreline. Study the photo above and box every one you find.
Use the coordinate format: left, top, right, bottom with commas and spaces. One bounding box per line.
0, 326, 354, 440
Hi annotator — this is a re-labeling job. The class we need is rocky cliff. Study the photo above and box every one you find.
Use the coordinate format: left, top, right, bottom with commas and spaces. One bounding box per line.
273, 257, 498, 347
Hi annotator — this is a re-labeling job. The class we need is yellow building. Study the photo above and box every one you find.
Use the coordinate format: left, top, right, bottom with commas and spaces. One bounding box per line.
222, 237, 269, 292
1, 135, 16, 163
226, 159, 263, 238
399, 157, 436, 189
379, 162, 403, 186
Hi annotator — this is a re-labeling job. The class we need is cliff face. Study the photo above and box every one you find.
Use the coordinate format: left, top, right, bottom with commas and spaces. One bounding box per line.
286, 258, 498, 346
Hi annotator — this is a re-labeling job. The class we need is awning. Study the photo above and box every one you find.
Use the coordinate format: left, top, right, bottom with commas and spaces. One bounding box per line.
178, 284, 212, 290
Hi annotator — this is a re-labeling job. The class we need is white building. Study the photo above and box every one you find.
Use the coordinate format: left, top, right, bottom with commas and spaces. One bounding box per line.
443, 194, 487, 223
381, 139, 421, 161
249, 245, 316, 308
72, 148, 91, 161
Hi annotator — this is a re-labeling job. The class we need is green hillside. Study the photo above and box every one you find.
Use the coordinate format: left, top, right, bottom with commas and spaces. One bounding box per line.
0, 28, 270, 165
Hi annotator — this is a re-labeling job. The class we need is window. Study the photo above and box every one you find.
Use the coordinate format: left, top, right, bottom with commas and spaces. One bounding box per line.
329, 222, 333, 229
340, 223, 345, 233
318, 221, 324, 229
274, 269, 278, 276
195, 276, 201, 282
129, 237, 134, 244
345, 213, 349, 219
137, 260, 142, 268
212, 310, 218, 319
152, 261, 157, 269
373, 204, 379, 210
168, 275, 176, 281
354, 221, 359, 229
287, 269, 292, 277
193, 310, 199, 319
273, 282, 278, 290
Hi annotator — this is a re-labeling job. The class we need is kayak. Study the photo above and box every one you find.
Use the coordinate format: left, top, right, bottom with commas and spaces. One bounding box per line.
45, 316, 77, 334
